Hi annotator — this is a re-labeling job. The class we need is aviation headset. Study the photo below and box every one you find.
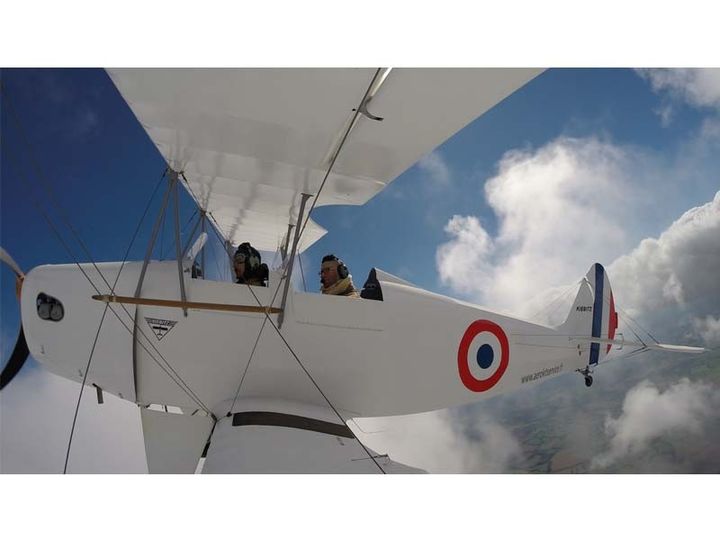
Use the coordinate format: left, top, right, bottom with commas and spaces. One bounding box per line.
321, 254, 349, 279
234, 243, 261, 272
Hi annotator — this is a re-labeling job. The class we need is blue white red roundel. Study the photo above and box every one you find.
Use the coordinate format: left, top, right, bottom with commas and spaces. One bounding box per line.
457, 320, 509, 392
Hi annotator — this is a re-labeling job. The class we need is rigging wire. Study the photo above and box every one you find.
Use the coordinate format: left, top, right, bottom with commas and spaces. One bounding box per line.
3, 84, 121, 295
26, 170, 210, 412
63, 305, 109, 473
199, 211, 385, 472
243, 282, 387, 474
298, 253, 308, 293
210, 231, 224, 281
111, 169, 167, 294
295, 68, 385, 249
6, 153, 211, 413
611, 301, 660, 345
5, 159, 212, 464
162, 207, 197, 259
527, 282, 578, 324
203, 218, 287, 412
159, 205, 166, 259
64, 170, 168, 473
2, 94, 213, 416
227, 315, 270, 415
176, 69, 389, 470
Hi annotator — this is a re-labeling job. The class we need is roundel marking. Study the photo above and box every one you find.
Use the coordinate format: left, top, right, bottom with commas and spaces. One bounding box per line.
458, 319, 510, 392
476, 344, 494, 369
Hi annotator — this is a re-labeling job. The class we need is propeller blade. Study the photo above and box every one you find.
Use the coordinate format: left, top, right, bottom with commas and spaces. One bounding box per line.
0, 246, 24, 278
0, 246, 29, 390
0, 326, 30, 391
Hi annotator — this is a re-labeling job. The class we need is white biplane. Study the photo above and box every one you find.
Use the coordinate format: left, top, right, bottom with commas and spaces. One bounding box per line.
0, 69, 705, 473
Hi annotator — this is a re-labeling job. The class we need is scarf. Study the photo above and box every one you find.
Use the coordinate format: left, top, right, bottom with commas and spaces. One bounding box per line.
321, 276, 359, 297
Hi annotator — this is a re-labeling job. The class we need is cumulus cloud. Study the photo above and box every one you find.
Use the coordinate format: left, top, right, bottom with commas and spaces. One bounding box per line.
654, 103, 675, 128
693, 315, 720, 346
417, 150, 451, 188
437, 215, 495, 297
435, 130, 720, 343
608, 192, 720, 341
591, 378, 720, 469
640, 68, 720, 110
437, 136, 653, 318
353, 409, 522, 473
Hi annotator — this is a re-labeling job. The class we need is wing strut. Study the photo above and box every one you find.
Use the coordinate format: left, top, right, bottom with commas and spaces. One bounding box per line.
277, 192, 312, 328
134, 168, 173, 299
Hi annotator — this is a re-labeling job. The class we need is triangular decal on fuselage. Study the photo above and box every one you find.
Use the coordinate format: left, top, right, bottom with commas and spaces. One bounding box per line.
145, 317, 178, 341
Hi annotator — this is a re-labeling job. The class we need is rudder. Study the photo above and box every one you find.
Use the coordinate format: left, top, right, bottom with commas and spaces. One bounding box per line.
556, 263, 618, 365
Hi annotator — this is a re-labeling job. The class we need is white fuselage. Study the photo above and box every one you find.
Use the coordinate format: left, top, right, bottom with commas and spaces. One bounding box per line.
20, 261, 590, 419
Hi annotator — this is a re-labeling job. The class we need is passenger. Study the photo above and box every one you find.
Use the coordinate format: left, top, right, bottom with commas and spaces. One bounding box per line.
233, 242, 268, 287
319, 254, 359, 298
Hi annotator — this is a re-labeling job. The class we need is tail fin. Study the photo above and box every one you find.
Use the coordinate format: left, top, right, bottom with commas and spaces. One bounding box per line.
556, 263, 618, 365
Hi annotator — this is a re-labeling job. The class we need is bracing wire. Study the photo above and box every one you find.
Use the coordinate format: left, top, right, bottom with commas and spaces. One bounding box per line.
6, 153, 211, 414
527, 282, 579, 324
203, 218, 287, 413
6, 151, 213, 463
2, 90, 212, 416
295, 68, 384, 248
611, 301, 660, 345
64, 170, 167, 472
5, 76, 390, 474
63, 304, 109, 473
159, 205, 167, 259
298, 253, 308, 293
207, 230, 224, 281
227, 315, 270, 415
199, 208, 385, 472
242, 283, 387, 474
176, 70, 389, 471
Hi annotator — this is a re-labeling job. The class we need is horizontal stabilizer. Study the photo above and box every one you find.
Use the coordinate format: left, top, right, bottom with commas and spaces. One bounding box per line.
569, 336, 706, 355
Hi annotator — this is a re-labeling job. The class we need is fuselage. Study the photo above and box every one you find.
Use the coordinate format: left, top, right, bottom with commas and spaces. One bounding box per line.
20, 261, 590, 419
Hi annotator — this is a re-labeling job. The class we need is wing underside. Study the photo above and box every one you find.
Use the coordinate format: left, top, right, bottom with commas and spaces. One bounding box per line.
107, 68, 542, 252
140, 403, 425, 474
201, 408, 425, 474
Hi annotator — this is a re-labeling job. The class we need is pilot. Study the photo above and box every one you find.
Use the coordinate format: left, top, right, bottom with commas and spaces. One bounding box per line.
319, 254, 359, 298
234, 242, 268, 287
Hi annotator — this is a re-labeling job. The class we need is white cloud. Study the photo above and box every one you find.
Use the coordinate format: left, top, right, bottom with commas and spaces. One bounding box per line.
353, 409, 522, 473
693, 315, 720, 346
417, 151, 451, 187
654, 103, 675, 127
591, 378, 720, 469
437, 136, 651, 318
640, 68, 720, 110
608, 192, 720, 336
436, 215, 495, 297
435, 130, 720, 344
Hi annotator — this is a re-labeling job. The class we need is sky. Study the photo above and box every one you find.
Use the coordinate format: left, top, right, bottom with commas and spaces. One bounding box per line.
1, 67, 719, 480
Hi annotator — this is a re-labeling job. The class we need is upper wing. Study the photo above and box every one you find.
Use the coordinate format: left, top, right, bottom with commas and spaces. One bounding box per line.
106, 68, 542, 252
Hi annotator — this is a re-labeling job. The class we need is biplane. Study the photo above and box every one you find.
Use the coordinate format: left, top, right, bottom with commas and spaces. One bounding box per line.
1, 69, 705, 473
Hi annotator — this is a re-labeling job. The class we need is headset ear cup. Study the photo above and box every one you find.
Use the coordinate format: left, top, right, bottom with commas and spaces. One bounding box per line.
338, 263, 348, 279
